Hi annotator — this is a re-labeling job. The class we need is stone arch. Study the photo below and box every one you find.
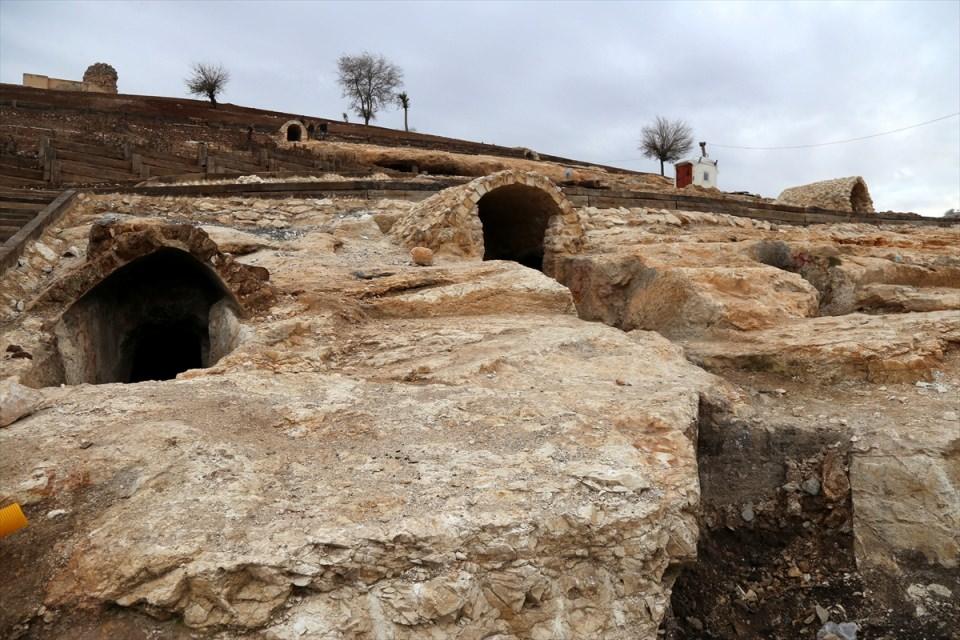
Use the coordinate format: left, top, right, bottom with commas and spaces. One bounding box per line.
849, 179, 872, 213
390, 171, 583, 274
280, 120, 305, 143
31, 220, 274, 385
777, 176, 875, 214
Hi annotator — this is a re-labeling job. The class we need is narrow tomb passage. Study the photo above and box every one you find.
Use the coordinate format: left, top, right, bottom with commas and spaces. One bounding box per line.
478, 184, 561, 271
286, 124, 302, 142
55, 248, 239, 384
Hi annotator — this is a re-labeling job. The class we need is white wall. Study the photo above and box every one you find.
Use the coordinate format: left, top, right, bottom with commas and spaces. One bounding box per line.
692, 160, 718, 189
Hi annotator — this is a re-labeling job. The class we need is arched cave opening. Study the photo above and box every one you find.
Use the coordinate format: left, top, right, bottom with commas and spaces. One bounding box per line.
850, 180, 870, 213
478, 184, 561, 271
287, 124, 302, 142
54, 248, 240, 385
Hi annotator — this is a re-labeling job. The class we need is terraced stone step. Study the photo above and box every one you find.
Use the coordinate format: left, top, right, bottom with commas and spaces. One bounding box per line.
0, 174, 48, 188
0, 200, 46, 211
0, 189, 59, 202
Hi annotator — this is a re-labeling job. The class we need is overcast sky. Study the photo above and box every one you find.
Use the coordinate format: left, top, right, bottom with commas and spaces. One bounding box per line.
1, 0, 958, 215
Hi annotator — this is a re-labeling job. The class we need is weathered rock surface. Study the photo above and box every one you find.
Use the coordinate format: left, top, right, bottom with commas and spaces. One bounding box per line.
0, 190, 734, 639
684, 311, 960, 383
1, 313, 724, 638
2, 184, 959, 639
0, 378, 43, 427
559, 252, 819, 337
854, 283, 960, 313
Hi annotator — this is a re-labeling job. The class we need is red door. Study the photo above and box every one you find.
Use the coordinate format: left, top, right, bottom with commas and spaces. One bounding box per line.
676, 164, 693, 188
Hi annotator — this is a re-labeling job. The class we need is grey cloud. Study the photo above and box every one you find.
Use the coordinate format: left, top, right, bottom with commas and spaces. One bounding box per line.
0, 0, 956, 214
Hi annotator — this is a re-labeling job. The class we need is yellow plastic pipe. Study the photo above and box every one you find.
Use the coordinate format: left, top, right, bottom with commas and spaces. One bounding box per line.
0, 503, 28, 538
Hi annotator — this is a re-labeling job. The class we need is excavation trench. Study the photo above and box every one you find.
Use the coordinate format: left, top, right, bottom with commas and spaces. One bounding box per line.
663, 404, 959, 639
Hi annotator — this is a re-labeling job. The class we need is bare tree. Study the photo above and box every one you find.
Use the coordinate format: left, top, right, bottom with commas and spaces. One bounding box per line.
397, 92, 410, 132
336, 52, 403, 126
186, 63, 229, 107
639, 116, 694, 176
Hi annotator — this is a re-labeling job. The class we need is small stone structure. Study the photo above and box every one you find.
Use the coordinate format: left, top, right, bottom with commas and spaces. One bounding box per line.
777, 176, 875, 213
675, 143, 719, 189
22, 62, 118, 94
390, 170, 584, 274
82, 63, 118, 93
35, 219, 274, 314
279, 120, 306, 142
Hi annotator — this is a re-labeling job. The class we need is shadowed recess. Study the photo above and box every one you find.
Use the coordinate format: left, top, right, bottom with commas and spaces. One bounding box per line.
478, 184, 562, 271
54, 248, 239, 384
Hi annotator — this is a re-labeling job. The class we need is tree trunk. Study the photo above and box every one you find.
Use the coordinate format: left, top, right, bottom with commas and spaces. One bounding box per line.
659, 158, 664, 176
403, 108, 408, 132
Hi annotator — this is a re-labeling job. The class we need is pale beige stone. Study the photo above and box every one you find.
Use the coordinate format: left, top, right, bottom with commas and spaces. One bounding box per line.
410, 246, 434, 266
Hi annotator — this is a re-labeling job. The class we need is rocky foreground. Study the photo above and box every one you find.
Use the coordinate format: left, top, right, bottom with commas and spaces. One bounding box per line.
1, 181, 958, 639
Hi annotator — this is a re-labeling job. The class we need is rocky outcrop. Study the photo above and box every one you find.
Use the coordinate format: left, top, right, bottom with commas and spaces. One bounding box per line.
2, 185, 960, 639
854, 284, 960, 313
808, 255, 960, 315
2, 312, 727, 638
685, 311, 960, 383
558, 252, 819, 338
0, 191, 735, 639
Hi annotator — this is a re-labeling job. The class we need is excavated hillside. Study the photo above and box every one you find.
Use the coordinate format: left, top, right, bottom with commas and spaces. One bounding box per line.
0, 91, 958, 640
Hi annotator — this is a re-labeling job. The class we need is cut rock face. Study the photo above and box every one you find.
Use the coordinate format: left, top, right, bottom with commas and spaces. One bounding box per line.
685, 311, 960, 383
0, 195, 730, 639
5, 314, 728, 638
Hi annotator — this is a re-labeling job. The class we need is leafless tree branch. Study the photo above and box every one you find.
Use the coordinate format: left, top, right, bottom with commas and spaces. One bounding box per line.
337, 52, 404, 126
639, 116, 694, 176
186, 63, 230, 108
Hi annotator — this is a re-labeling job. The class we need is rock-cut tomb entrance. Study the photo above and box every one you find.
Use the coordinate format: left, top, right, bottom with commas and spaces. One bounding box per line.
390, 170, 584, 274
31, 221, 273, 387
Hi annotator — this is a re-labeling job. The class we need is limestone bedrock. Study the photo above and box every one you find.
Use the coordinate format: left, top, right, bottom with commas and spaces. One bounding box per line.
2, 185, 959, 638
0, 191, 734, 639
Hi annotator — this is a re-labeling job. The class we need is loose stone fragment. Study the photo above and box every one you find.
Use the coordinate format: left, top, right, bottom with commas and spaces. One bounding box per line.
410, 246, 434, 266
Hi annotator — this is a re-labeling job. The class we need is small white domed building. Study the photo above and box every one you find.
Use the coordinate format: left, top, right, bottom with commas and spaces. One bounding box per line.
675, 142, 718, 189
